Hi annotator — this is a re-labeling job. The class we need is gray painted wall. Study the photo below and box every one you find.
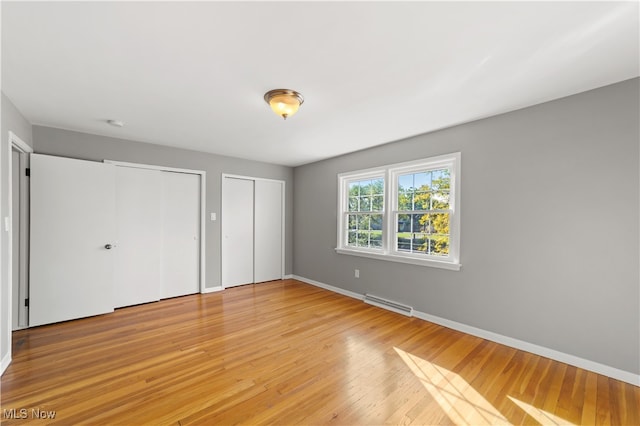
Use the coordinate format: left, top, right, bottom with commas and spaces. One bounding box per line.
292, 78, 640, 375
1, 92, 34, 366
32, 126, 294, 290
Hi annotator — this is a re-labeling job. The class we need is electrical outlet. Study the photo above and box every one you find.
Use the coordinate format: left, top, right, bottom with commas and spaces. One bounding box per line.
355, 269, 360, 278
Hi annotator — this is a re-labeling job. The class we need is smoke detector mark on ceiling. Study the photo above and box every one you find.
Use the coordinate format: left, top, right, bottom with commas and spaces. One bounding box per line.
107, 119, 125, 128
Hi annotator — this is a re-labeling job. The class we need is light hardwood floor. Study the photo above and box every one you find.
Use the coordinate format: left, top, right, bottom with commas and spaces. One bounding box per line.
1, 279, 638, 425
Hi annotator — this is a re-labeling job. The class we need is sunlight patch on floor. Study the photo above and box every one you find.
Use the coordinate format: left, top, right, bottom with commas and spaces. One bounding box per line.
508, 396, 575, 425
394, 347, 510, 425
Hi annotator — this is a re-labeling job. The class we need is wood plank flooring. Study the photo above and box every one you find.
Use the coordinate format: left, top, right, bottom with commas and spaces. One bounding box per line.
1, 279, 638, 425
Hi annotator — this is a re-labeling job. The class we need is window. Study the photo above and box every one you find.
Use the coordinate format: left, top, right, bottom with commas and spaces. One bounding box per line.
346, 177, 384, 249
337, 152, 461, 271
396, 168, 451, 256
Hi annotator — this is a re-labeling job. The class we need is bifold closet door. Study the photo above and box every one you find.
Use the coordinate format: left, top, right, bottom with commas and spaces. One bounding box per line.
114, 167, 163, 308
254, 180, 283, 283
161, 171, 200, 299
222, 176, 284, 288
115, 168, 200, 303
221, 177, 254, 287
30, 154, 116, 327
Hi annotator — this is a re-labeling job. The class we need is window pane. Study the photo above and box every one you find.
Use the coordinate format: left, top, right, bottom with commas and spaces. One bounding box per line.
397, 214, 411, 233
348, 196, 359, 212
397, 169, 452, 213
349, 182, 360, 197
414, 172, 430, 190
431, 212, 450, 235
357, 214, 371, 230
360, 196, 371, 211
371, 195, 383, 211
348, 211, 389, 249
431, 190, 450, 210
371, 178, 384, 195
348, 177, 384, 214
347, 231, 357, 246
398, 190, 411, 210
371, 214, 383, 231
431, 169, 450, 191
360, 180, 372, 195
413, 191, 430, 210
416, 214, 431, 234
371, 232, 382, 248
412, 233, 427, 252
357, 231, 369, 247
347, 214, 357, 231
411, 214, 422, 232
430, 236, 449, 256
397, 237, 411, 252
398, 174, 413, 192
393, 212, 450, 257
414, 213, 450, 235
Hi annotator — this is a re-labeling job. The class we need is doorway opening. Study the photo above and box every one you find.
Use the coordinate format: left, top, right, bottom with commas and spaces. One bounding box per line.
9, 132, 33, 332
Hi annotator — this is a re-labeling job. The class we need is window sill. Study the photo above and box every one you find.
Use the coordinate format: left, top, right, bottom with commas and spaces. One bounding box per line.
335, 248, 461, 271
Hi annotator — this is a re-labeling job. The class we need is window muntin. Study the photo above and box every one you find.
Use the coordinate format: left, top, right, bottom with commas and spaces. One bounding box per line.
337, 152, 460, 270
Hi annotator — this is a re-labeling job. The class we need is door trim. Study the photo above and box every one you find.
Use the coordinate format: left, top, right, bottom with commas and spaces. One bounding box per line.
221, 174, 286, 289
104, 160, 206, 294
4, 132, 33, 371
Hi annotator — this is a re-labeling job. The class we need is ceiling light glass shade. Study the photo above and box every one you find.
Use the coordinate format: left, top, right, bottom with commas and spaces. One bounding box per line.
264, 89, 304, 120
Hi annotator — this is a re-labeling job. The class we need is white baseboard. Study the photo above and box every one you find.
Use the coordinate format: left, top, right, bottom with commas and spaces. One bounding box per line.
292, 275, 640, 387
411, 310, 640, 387
283, 274, 294, 279
1, 352, 11, 376
201, 286, 224, 294
292, 275, 364, 301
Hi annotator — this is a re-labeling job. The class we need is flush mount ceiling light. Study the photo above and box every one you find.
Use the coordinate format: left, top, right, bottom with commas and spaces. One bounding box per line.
264, 89, 304, 120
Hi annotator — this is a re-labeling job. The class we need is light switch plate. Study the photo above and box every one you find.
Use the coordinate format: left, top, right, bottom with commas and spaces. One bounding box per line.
210, 212, 216, 221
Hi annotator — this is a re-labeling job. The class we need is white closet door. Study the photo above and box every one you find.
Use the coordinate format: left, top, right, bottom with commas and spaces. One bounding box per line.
30, 154, 115, 327
254, 180, 283, 283
222, 177, 254, 287
161, 171, 200, 299
114, 167, 163, 308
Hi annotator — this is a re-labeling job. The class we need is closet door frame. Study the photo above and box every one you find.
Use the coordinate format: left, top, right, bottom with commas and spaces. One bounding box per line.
221, 174, 285, 288
104, 160, 207, 294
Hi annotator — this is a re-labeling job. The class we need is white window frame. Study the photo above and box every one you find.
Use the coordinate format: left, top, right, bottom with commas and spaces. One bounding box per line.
336, 168, 387, 255
336, 152, 461, 271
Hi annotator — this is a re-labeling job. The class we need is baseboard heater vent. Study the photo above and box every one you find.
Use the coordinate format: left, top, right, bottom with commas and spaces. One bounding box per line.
363, 294, 414, 317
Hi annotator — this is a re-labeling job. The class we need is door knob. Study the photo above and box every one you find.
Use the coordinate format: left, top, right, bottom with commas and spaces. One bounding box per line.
105, 244, 113, 249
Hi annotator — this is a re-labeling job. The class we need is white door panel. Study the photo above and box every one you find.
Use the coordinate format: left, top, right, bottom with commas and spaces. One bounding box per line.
161, 172, 200, 299
30, 154, 115, 327
222, 177, 254, 287
114, 167, 163, 307
254, 180, 283, 283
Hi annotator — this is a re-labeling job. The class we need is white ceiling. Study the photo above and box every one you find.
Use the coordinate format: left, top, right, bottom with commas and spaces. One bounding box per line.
2, 2, 638, 167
